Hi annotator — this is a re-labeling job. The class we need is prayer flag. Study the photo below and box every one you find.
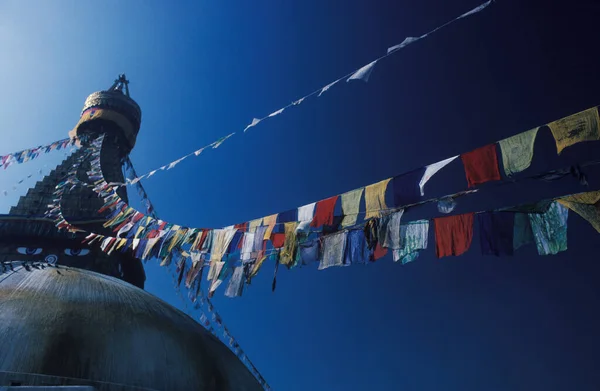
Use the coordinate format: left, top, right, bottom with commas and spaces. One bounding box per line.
548, 107, 600, 154
240, 232, 255, 262
513, 212, 534, 250
378, 210, 404, 249
268, 108, 285, 117
558, 191, 600, 233
387, 36, 422, 54
298, 240, 320, 265
478, 212, 514, 256
528, 201, 568, 255
263, 214, 278, 240
318, 79, 340, 97
225, 267, 245, 298
433, 213, 474, 258
311, 196, 339, 227
248, 218, 263, 232
461, 144, 501, 188
458, 0, 493, 19
419, 156, 458, 196
292, 97, 305, 106
498, 128, 539, 176
365, 178, 391, 219
280, 222, 299, 267
319, 231, 347, 270
344, 229, 371, 265
244, 118, 261, 132
271, 233, 285, 248
278, 209, 297, 224
340, 188, 364, 228
213, 132, 234, 148
298, 202, 316, 223
393, 168, 425, 206
392, 220, 429, 264
347, 60, 377, 83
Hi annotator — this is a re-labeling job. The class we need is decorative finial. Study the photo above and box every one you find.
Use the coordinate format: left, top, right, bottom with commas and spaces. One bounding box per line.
108, 74, 131, 97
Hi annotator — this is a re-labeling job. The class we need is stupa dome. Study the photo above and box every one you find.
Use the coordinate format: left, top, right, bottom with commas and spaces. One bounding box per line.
0, 265, 263, 391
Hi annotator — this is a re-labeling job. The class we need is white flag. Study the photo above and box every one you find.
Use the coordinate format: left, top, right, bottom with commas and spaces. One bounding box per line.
459, 0, 492, 19
347, 60, 378, 82
243, 118, 261, 132
318, 79, 340, 97
194, 148, 205, 156
419, 156, 458, 196
268, 108, 285, 118
387, 36, 422, 54
292, 97, 305, 106
167, 157, 186, 170
212, 132, 234, 149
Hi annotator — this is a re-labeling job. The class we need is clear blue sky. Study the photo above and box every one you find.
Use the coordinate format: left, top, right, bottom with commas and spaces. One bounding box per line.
1, 0, 600, 390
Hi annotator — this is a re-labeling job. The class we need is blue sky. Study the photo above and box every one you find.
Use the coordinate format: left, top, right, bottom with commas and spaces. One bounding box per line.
2, 0, 600, 390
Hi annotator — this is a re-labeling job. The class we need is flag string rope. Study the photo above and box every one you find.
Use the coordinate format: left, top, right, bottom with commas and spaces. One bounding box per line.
52, 134, 599, 256
99, 1, 494, 188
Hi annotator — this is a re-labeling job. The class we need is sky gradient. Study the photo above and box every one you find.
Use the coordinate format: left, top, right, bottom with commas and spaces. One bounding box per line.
1, 0, 600, 390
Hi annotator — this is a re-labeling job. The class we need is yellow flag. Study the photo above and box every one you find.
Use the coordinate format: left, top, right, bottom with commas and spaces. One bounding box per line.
364, 178, 391, 219
548, 107, 600, 154
262, 214, 278, 240
558, 191, 600, 233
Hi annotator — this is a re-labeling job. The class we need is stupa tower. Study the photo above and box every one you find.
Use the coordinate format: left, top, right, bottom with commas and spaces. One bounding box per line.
0, 76, 264, 390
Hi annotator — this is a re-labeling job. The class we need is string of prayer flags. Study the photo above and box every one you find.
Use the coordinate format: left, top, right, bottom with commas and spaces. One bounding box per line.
499, 128, 539, 176
392, 220, 429, 264
528, 201, 568, 255
434, 213, 474, 258
340, 188, 364, 228
67, 2, 496, 196
547, 107, 600, 154
478, 212, 515, 256
364, 179, 391, 219
311, 196, 339, 227
1, 138, 74, 170
347, 60, 378, 83
388, 0, 492, 54
461, 144, 501, 188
